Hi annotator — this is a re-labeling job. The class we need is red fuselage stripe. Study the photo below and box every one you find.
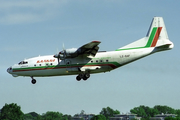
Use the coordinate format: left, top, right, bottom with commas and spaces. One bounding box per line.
13, 64, 118, 72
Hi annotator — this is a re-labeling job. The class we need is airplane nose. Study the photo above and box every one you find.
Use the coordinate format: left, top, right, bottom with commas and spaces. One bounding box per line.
7, 67, 12, 73
7, 67, 18, 77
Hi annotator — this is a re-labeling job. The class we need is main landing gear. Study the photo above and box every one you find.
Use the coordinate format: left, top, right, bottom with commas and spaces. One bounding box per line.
30, 73, 90, 84
31, 76, 36, 84
76, 73, 90, 81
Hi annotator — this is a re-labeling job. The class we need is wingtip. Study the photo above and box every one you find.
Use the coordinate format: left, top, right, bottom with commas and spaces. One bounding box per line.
92, 41, 101, 43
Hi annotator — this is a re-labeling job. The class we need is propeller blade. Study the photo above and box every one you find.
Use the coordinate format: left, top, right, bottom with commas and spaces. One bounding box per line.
54, 48, 61, 64
63, 43, 65, 50
62, 43, 67, 59
57, 48, 59, 54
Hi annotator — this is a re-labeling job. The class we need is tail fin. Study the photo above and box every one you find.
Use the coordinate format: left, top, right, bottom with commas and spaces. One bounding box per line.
116, 17, 174, 51
146, 17, 171, 47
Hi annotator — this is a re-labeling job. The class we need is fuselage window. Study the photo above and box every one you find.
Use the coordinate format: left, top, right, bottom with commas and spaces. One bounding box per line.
91, 61, 93, 63
46, 63, 49, 66
50, 63, 53, 65
34, 64, 36, 67
106, 60, 109, 62
96, 60, 98, 63
100, 60, 103, 62
39, 64, 41, 66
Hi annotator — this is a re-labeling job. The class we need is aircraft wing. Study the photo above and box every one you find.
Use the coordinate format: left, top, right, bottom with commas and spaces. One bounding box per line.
54, 41, 101, 60
77, 41, 101, 57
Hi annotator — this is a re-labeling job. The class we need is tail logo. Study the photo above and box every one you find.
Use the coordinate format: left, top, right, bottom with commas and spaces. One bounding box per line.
146, 27, 162, 47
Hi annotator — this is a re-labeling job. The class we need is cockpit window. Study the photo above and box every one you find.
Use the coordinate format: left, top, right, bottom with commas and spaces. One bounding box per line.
18, 61, 28, 65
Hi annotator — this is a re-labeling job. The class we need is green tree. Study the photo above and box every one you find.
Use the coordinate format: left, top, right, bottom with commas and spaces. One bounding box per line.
41, 111, 63, 120
130, 105, 158, 118
24, 113, 34, 120
176, 110, 180, 117
154, 105, 175, 114
0, 103, 24, 120
100, 106, 120, 119
24, 112, 42, 120
91, 114, 106, 120
80, 110, 85, 115
62, 114, 72, 120
165, 117, 180, 120
130, 106, 147, 118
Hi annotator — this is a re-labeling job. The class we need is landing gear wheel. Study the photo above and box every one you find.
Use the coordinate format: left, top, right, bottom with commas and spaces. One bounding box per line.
83, 73, 90, 80
76, 76, 81, 81
76, 73, 90, 81
31, 79, 36, 84
83, 77, 88, 81
84, 73, 90, 78
78, 73, 84, 78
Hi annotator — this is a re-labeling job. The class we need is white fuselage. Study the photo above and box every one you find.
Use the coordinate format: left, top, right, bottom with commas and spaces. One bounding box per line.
7, 47, 156, 78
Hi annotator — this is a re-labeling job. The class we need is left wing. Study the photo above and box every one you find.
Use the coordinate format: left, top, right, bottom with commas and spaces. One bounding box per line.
76, 41, 101, 57
54, 41, 101, 61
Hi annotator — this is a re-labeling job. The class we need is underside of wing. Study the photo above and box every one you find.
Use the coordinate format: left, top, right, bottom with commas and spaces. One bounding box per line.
53, 41, 101, 60
77, 41, 101, 57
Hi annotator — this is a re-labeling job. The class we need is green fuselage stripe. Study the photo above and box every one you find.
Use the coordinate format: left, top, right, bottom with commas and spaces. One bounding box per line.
12, 62, 121, 72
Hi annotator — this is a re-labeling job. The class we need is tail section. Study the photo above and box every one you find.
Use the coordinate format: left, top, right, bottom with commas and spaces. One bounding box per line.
116, 17, 174, 51
146, 17, 171, 48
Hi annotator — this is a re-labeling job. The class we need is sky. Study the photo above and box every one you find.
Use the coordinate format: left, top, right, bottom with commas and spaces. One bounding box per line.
0, 0, 180, 115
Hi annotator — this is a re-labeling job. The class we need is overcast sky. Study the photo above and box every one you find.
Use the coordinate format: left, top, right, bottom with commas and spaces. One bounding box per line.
0, 0, 180, 115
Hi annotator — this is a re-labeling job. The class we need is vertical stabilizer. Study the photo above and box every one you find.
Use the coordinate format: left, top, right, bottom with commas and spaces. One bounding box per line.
146, 17, 169, 39
145, 17, 172, 48
117, 17, 173, 51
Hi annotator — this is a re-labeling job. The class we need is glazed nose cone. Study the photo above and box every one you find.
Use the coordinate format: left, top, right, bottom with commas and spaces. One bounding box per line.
7, 67, 12, 73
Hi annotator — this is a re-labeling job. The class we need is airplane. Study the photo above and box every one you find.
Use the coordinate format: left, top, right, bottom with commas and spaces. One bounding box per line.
7, 17, 174, 84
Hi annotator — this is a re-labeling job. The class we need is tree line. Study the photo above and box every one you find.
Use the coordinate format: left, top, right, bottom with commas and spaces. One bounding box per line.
0, 103, 180, 120
130, 105, 180, 119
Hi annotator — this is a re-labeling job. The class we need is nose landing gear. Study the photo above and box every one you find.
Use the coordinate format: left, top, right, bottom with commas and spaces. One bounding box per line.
31, 76, 36, 84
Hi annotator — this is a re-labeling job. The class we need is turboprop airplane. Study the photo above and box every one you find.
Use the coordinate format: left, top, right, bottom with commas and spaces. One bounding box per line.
7, 17, 174, 84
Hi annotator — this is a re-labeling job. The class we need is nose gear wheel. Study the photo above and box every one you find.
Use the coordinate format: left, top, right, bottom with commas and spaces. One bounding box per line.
31, 76, 36, 84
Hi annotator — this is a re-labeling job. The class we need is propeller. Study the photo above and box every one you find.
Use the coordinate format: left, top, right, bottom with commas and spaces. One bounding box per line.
53, 44, 67, 64
53, 48, 61, 64
62, 43, 67, 60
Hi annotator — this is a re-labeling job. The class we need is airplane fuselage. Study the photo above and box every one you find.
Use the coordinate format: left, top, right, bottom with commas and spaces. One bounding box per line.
7, 47, 163, 78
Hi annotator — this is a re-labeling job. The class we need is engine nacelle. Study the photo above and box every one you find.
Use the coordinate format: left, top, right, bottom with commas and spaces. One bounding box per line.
54, 47, 85, 60
63, 48, 78, 56
59, 48, 78, 59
